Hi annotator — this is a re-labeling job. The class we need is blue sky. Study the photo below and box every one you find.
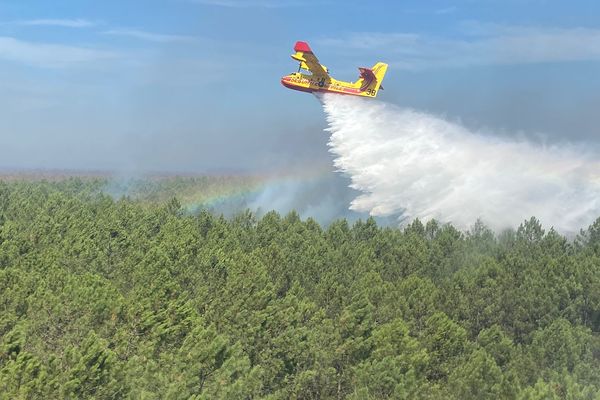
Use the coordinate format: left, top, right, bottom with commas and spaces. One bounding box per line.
1, 0, 600, 172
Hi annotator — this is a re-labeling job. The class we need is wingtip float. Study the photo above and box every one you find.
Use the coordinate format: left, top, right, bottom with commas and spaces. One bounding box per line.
281, 41, 388, 98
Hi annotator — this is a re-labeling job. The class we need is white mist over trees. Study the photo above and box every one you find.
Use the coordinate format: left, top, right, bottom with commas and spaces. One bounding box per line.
322, 93, 600, 233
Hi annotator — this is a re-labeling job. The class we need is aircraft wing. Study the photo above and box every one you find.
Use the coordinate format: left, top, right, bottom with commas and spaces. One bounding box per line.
291, 41, 329, 77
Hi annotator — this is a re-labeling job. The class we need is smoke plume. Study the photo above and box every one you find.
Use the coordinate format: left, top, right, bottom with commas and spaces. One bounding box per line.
321, 93, 600, 233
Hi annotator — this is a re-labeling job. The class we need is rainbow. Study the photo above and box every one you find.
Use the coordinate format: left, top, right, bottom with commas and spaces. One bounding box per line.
181, 163, 336, 214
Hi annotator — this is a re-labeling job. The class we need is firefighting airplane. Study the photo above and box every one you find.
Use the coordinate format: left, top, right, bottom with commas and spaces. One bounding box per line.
281, 41, 388, 98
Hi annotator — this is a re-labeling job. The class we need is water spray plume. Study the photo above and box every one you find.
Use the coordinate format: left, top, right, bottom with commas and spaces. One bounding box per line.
321, 93, 600, 233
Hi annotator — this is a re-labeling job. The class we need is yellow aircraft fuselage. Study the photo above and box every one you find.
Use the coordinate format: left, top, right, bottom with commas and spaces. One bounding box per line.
281, 41, 388, 98
281, 72, 380, 97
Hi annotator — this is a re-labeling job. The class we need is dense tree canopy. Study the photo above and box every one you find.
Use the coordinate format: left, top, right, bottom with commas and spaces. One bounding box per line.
0, 178, 599, 399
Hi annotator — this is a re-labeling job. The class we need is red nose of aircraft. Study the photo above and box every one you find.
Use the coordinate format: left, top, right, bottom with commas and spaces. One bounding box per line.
280, 76, 292, 89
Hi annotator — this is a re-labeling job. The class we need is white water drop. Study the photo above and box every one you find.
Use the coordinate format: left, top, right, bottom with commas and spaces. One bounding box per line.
321, 93, 600, 233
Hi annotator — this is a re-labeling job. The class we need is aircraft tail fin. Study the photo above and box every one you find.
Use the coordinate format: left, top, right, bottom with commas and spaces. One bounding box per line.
356, 62, 388, 97
372, 62, 387, 89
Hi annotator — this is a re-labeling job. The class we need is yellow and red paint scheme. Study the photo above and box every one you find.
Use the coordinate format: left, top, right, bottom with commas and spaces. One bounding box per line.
281, 41, 388, 98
